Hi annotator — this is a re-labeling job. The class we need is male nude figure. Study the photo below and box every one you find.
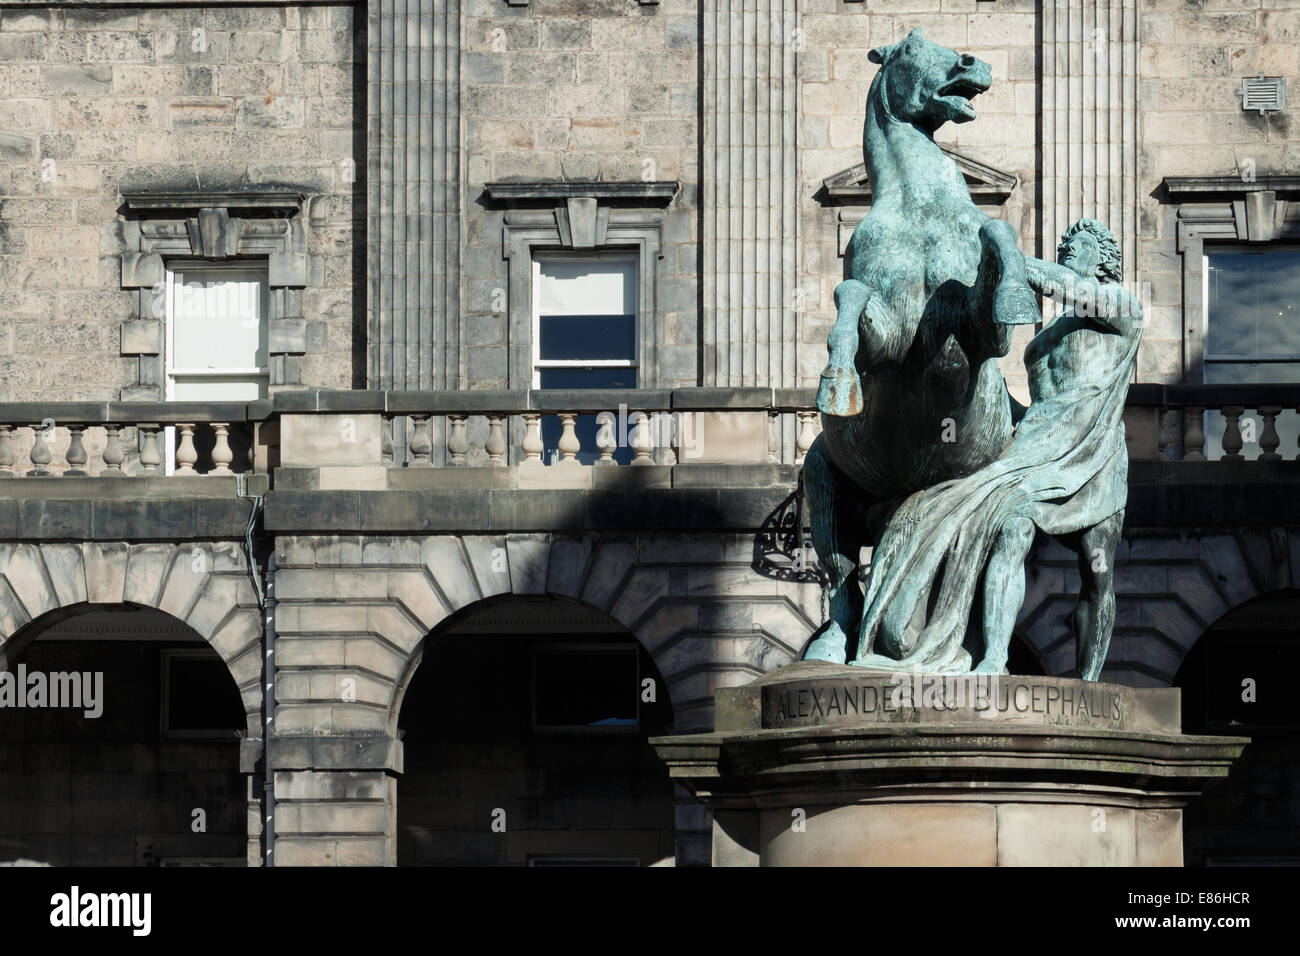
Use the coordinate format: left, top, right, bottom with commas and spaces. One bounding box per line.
975, 219, 1143, 680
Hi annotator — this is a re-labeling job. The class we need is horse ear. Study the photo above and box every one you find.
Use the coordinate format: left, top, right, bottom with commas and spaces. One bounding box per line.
908, 27, 924, 39
868, 43, 894, 65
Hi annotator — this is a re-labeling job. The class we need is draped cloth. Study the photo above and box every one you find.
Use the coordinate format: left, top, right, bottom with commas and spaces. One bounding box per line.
853, 318, 1140, 672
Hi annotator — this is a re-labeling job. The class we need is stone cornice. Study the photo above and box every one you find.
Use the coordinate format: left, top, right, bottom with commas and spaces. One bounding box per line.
120, 190, 307, 214
1162, 175, 1300, 197
483, 180, 680, 205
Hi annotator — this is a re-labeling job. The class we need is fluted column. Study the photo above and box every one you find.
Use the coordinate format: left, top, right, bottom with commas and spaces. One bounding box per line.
368, 0, 461, 391
702, 0, 800, 388
1041, 0, 1139, 281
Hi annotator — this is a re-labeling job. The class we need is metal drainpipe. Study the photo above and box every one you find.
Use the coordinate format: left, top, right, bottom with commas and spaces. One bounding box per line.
263, 548, 277, 867
236, 473, 274, 867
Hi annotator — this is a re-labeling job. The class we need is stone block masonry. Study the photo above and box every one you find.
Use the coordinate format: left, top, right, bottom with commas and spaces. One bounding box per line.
0, 5, 358, 402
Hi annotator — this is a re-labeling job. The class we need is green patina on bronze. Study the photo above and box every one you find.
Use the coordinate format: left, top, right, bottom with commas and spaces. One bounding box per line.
803, 29, 1142, 680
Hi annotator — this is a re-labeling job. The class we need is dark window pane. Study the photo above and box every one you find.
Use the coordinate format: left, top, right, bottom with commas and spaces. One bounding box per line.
166, 656, 243, 733
534, 648, 638, 728
540, 412, 635, 466
538, 366, 637, 389
1207, 250, 1300, 358
537, 368, 637, 465
1204, 362, 1300, 384
540, 315, 635, 361
1203, 639, 1300, 731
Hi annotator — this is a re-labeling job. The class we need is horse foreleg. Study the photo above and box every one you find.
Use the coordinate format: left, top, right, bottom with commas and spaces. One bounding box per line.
816, 279, 872, 417
971, 219, 1040, 341
802, 436, 868, 664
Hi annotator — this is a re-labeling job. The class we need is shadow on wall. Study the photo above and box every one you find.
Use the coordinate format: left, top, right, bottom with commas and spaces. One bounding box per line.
394, 595, 676, 867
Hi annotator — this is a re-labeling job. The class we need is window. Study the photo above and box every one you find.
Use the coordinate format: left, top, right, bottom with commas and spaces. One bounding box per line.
1204, 247, 1300, 384
164, 261, 268, 473
533, 254, 638, 464
1202, 246, 1300, 458
531, 642, 640, 733
160, 649, 245, 739
165, 261, 269, 400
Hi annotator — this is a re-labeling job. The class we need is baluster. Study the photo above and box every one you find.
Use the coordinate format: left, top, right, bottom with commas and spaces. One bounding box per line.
210, 423, 234, 475
381, 416, 394, 466
595, 412, 617, 465
795, 411, 818, 464
656, 411, 677, 466
768, 411, 780, 463
1221, 405, 1244, 462
521, 413, 543, 467
447, 414, 470, 466
101, 425, 125, 477
64, 425, 88, 476
485, 415, 506, 466
175, 423, 198, 475
673, 411, 698, 462
1258, 405, 1281, 462
29, 423, 53, 477
1156, 407, 1179, 461
556, 413, 581, 466
630, 411, 653, 466
1183, 406, 1206, 461
0, 426, 13, 477
139, 424, 162, 474
409, 415, 432, 467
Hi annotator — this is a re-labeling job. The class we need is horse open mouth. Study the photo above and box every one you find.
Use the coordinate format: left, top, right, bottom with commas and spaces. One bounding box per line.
936, 76, 989, 118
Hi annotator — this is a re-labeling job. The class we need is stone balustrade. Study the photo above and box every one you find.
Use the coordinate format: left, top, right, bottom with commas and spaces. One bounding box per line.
0, 402, 268, 478
1126, 384, 1300, 463
0, 387, 1296, 481
273, 388, 825, 471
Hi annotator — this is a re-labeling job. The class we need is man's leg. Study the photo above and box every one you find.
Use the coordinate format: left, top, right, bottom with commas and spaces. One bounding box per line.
975, 516, 1036, 674
802, 436, 867, 664
1075, 511, 1124, 681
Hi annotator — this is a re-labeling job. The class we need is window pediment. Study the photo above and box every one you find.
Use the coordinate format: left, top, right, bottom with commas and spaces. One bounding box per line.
819, 148, 1019, 205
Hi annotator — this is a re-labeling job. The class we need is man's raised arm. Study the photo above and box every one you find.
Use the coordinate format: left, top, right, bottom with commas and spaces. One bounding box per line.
1024, 257, 1142, 333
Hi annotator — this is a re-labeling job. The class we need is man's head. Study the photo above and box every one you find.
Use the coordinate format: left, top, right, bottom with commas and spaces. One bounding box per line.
1057, 219, 1121, 283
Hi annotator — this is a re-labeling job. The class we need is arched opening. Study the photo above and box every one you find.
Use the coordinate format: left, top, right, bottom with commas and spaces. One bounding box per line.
396, 595, 677, 866
0, 604, 249, 866
1174, 589, 1300, 866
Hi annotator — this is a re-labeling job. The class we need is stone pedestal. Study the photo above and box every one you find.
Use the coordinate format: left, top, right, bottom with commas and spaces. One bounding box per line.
651, 662, 1248, 866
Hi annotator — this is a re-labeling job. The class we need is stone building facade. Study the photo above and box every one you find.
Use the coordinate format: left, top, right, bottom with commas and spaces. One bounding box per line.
0, 0, 1297, 866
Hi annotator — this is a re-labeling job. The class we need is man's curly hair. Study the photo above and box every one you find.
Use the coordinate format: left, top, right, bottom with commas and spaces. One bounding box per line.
1057, 218, 1122, 284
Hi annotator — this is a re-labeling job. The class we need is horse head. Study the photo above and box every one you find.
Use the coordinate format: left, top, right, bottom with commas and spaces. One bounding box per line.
867, 28, 992, 137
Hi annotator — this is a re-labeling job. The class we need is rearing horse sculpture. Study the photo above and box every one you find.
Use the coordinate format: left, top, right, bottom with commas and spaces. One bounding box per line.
803, 28, 1041, 664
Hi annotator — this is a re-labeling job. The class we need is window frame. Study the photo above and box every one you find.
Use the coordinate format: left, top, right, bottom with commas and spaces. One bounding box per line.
159, 647, 244, 741
163, 259, 270, 474
529, 641, 641, 735
1201, 243, 1300, 381
1162, 178, 1300, 384
530, 250, 641, 389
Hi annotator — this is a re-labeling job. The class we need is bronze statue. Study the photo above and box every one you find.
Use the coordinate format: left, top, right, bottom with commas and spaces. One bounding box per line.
803, 27, 1143, 680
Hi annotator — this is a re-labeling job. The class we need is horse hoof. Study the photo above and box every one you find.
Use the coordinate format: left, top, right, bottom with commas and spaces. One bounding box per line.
993, 279, 1041, 327
816, 365, 864, 417
932, 334, 969, 378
